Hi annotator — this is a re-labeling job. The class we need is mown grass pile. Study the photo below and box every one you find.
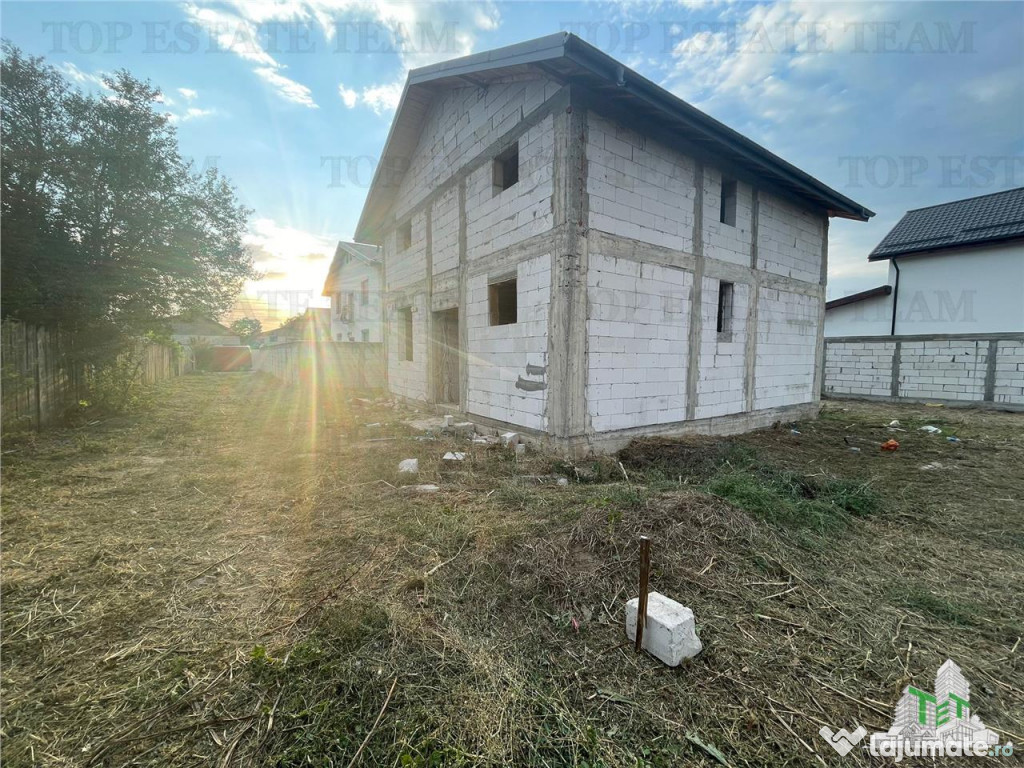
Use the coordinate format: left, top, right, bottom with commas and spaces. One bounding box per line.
2, 372, 1022, 767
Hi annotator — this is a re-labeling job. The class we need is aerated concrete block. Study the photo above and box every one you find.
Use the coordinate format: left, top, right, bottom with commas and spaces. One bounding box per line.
625, 591, 702, 666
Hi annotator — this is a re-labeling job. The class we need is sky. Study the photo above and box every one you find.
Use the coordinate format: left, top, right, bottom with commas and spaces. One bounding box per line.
3, 1, 1022, 328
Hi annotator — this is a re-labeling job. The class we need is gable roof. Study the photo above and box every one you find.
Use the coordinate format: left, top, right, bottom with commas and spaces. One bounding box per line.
869, 187, 1024, 261
170, 316, 235, 337
322, 241, 381, 295
355, 32, 873, 243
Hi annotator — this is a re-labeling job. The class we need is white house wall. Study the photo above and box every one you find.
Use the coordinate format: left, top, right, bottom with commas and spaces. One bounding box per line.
465, 254, 551, 430
376, 84, 834, 448
586, 253, 693, 432
825, 241, 1024, 338
586, 112, 696, 253
329, 258, 383, 343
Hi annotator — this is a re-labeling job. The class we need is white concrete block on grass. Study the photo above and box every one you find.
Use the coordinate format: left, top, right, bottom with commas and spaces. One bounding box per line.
442, 451, 466, 462
625, 591, 702, 666
398, 458, 419, 474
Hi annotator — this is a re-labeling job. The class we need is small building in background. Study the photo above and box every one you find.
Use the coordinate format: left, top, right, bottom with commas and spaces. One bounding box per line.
826, 187, 1024, 337
170, 316, 240, 347
321, 241, 383, 343
253, 308, 333, 346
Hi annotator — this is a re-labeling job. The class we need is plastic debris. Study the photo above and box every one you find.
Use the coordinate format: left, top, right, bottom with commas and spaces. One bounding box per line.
880, 439, 900, 452
918, 426, 942, 434
888, 420, 901, 427
849, 447, 861, 453
790, 429, 801, 435
398, 458, 419, 473
947, 436, 962, 443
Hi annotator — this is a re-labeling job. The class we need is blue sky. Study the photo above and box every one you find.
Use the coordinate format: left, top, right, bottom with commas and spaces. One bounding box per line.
3, 1, 1021, 326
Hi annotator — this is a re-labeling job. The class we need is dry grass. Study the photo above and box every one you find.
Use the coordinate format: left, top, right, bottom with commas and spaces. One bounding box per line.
2, 372, 1022, 767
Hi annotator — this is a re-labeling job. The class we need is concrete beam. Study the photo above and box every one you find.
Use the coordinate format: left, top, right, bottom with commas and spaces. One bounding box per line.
684, 162, 705, 421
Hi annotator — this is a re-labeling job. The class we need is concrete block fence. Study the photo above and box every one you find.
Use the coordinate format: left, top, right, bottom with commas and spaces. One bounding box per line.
823, 333, 1024, 408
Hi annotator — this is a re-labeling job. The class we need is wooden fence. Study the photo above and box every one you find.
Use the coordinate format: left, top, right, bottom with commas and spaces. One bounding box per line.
252, 341, 385, 391
1, 320, 187, 431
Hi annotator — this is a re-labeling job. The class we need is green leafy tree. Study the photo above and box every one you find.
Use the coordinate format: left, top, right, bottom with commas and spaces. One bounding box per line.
230, 317, 262, 342
1, 42, 255, 362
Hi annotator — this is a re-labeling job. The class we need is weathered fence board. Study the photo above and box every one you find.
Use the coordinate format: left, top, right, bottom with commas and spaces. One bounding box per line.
1, 319, 186, 431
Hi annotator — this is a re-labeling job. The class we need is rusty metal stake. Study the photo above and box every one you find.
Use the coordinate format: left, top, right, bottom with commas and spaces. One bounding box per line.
635, 536, 651, 652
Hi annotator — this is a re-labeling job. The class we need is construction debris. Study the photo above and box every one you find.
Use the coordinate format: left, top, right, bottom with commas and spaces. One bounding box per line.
501, 432, 520, 447
625, 592, 702, 666
442, 452, 466, 462
919, 426, 942, 434
398, 458, 419, 474
402, 484, 440, 493
880, 439, 900, 452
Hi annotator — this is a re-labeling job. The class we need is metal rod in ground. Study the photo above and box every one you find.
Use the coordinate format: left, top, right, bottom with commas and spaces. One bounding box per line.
635, 536, 651, 652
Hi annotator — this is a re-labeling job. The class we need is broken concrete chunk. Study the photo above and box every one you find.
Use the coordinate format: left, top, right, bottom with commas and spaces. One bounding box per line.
625, 592, 702, 667
398, 458, 419, 474
442, 414, 453, 428
442, 451, 466, 462
500, 432, 520, 447
515, 443, 526, 457
452, 421, 476, 436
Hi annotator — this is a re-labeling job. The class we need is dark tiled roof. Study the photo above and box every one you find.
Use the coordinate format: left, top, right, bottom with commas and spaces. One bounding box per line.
869, 187, 1024, 261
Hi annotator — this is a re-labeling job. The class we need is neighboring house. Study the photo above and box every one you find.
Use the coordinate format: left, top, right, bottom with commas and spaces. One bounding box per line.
353, 33, 873, 453
254, 308, 333, 346
170, 316, 240, 347
826, 187, 1024, 337
321, 241, 383, 343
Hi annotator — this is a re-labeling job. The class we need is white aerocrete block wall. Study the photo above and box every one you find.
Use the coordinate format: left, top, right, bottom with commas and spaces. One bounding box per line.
754, 288, 820, 410
430, 187, 460, 276
392, 78, 562, 221
702, 166, 753, 267
898, 339, 989, 401
823, 341, 897, 397
387, 292, 429, 402
465, 253, 551, 430
586, 111, 696, 252
695, 278, 750, 419
586, 253, 693, 432
756, 193, 824, 283
994, 340, 1024, 405
466, 115, 555, 260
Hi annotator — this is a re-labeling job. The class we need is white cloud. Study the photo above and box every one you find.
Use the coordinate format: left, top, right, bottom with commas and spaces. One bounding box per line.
178, 87, 199, 101
338, 83, 358, 108
184, 2, 318, 107
169, 106, 217, 123
253, 66, 318, 108
188, 0, 500, 117
360, 81, 404, 114
59, 62, 110, 90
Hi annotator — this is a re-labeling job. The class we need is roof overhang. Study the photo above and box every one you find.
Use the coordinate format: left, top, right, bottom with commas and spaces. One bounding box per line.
355, 32, 874, 243
825, 284, 892, 310
868, 233, 1024, 261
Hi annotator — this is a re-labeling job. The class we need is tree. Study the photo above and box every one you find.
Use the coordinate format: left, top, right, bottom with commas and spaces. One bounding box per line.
230, 317, 261, 342
1, 42, 255, 362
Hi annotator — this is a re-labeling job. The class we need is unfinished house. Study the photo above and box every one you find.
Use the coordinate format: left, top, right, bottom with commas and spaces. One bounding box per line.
354, 33, 874, 454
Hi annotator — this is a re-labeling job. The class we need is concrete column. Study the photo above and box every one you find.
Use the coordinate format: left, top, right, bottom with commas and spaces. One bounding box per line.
425, 204, 435, 402
744, 187, 760, 412
546, 96, 589, 443
684, 162, 705, 421
458, 180, 469, 409
811, 216, 830, 401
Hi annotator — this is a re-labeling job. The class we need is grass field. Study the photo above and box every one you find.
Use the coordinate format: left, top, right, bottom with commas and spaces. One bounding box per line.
2, 372, 1022, 767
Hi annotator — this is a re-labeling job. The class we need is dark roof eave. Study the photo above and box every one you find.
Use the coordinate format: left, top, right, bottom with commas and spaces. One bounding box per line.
825, 285, 892, 310
868, 232, 1024, 261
